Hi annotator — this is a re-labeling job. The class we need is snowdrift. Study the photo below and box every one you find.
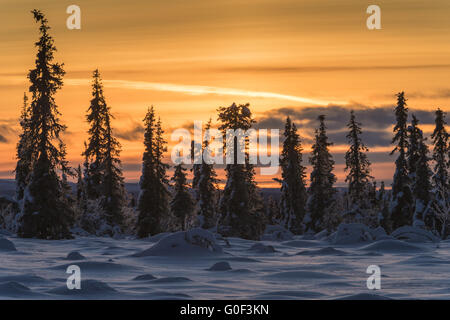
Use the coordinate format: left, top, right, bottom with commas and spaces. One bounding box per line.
0, 237, 16, 251
391, 226, 439, 243
330, 223, 389, 245
248, 243, 276, 253
133, 228, 223, 257
207, 261, 232, 271
261, 225, 294, 241
330, 223, 439, 246
359, 240, 428, 253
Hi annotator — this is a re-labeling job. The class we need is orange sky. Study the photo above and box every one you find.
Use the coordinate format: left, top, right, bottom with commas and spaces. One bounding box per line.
0, 0, 449, 187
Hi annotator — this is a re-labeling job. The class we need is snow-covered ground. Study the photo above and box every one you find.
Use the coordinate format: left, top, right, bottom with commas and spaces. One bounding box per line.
0, 225, 449, 300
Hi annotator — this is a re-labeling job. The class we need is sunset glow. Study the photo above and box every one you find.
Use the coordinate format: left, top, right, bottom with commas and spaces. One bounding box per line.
1, 0, 449, 187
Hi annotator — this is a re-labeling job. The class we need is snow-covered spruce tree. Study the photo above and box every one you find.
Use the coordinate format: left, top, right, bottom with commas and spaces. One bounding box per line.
413, 127, 433, 227
137, 107, 170, 238
196, 119, 219, 229
15, 93, 34, 201
217, 103, 265, 240
278, 116, 307, 234
83, 69, 107, 200
430, 109, 449, 237
306, 115, 337, 233
405, 115, 433, 227
407, 115, 421, 180
344, 111, 373, 209
18, 10, 73, 239
81, 70, 126, 234
100, 97, 126, 228
390, 92, 413, 230
170, 162, 194, 231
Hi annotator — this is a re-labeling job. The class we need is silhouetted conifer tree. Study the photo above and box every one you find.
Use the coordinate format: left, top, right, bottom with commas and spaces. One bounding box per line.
81, 70, 126, 231
306, 115, 336, 233
100, 95, 126, 227
430, 109, 449, 236
170, 162, 194, 231
197, 119, 219, 229
345, 111, 373, 208
83, 69, 107, 199
390, 92, 413, 229
278, 117, 307, 234
217, 103, 265, 240
18, 10, 72, 239
137, 107, 170, 237
413, 129, 433, 226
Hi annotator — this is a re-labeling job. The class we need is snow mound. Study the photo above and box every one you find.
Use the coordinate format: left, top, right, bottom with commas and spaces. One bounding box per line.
331, 223, 373, 245
132, 274, 157, 281
371, 226, 389, 240
48, 279, 117, 296
296, 247, 348, 256
281, 240, 319, 248
391, 226, 439, 243
65, 251, 86, 260
151, 277, 192, 283
314, 229, 329, 240
207, 261, 232, 271
144, 232, 171, 243
0, 237, 16, 251
331, 223, 391, 244
248, 243, 276, 253
133, 228, 222, 257
261, 225, 293, 241
359, 240, 427, 253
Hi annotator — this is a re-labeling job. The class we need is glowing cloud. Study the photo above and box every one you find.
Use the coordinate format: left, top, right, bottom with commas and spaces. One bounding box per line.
65, 78, 348, 106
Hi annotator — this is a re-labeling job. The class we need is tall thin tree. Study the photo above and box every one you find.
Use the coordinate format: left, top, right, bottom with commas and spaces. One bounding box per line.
197, 119, 219, 229
430, 109, 449, 236
306, 115, 337, 233
100, 90, 126, 227
390, 92, 413, 229
344, 111, 373, 208
83, 69, 107, 199
278, 116, 307, 234
18, 10, 72, 239
217, 103, 265, 240
137, 107, 170, 237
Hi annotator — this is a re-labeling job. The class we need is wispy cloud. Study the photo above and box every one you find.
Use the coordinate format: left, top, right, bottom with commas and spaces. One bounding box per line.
65, 78, 347, 106
216, 64, 450, 74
